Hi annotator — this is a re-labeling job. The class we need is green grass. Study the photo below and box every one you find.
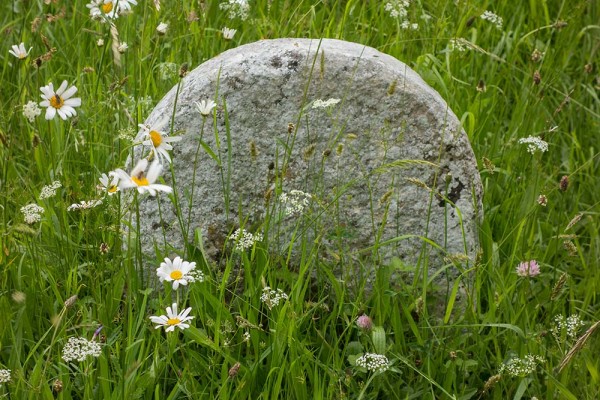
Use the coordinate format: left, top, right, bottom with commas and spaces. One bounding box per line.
1, 0, 599, 398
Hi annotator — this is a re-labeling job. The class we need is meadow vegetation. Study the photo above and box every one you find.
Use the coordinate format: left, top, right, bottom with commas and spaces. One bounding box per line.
1, 0, 599, 398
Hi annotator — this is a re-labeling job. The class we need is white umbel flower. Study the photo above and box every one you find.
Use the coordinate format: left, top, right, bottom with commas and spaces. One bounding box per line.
219, 0, 250, 20
23, 101, 41, 122
518, 136, 548, 154
229, 228, 263, 251
355, 353, 390, 373
39, 180, 62, 200
150, 303, 194, 332
21, 203, 44, 224
39, 80, 82, 121
480, 10, 503, 30
312, 98, 341, 109
62, 337, 102, 362
0, 369, 11, 384
156, 256, 197, 290
139, 121, 182, 164
9, 42, 32, 59
260, 287, 288, 310
279, 190, 312, 216
113, 159, 172, 196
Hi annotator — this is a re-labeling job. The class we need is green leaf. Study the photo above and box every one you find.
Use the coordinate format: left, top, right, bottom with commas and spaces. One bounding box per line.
372, 326, 386, 354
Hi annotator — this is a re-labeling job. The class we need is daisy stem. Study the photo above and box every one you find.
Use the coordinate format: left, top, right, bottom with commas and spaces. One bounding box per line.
185, 117, 206, 254
133, 191, 144, 288
166, 79, 188, 255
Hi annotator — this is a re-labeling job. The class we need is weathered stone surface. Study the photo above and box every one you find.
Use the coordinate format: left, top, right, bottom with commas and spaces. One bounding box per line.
130, 38, 482, 287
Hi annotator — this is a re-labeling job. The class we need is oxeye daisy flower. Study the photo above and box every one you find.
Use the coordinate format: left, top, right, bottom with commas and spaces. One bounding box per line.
39, 80, 82, 120
139, 121, 182, 164
222, 27, 237, 40
195, 99, 216, 117
9, 42, 32, 59
116, 0, 137, 13
86, 0, 119, 19
150, 303, 194, 332
113, 159, 172, 196
98, 172, 120, 195
156, 256, 197, 289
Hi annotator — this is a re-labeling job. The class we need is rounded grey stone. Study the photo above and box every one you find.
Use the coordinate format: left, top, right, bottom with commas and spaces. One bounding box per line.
129, 38, 482, 287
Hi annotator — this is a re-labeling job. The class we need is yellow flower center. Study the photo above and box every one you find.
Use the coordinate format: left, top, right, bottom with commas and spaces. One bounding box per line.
50, 94, 64, 109
101, 2, 114, 13
132, 173, 149, 186
107, 185, 118, 193
166, 318, 181, 326
150, 130, 163, 148
18, 53, 26, 60
170, 270, 183, 280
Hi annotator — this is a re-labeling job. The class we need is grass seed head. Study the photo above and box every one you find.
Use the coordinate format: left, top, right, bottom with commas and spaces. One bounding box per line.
559, 175, 569, 191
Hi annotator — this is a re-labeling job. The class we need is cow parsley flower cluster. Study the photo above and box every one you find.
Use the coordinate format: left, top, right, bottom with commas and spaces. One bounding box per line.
355, 353, 390, 373
384, 1, 418, 29
518, 136, 548, 154
480, 10, 503, 30
184, 269, 205, 283
219, 0, 250, 20
39, 181, 62, 200
552, 314, 584, 340
448, 38, 468, 52
0, 369, 10, 384
312, 98, 340, 109
279, 190, 312, 216
384, 0, 409, 19
260, 287, 288, 310
21, 203, 44, 224
62, 337, 102, 362
498, 355, 544, 377
229, 228, 263, 251
23, 100, 41, 122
